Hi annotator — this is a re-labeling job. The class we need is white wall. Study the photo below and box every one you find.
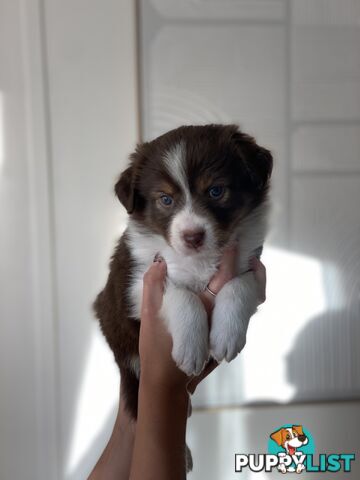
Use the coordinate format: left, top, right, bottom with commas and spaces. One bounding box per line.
44, 1, 139, 478
0, 1, 138, 479
0, 1, 58, 479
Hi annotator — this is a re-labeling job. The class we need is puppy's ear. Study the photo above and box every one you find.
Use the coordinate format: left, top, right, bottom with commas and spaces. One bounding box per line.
231, 129, 273, 191
293, 425, 304, 436
114, 166, 135, 214
251, 146, 273, 191
270, 429, 284, 446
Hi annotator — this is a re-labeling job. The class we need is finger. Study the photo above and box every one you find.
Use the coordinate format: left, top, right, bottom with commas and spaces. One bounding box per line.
217, 243, 238, 277
142, 261, 167, 298
142, 257, 167, 316
143, 255, 167, 285
207, 243, 238, 296
251, 257, 266, 285
250, 257, 266, 304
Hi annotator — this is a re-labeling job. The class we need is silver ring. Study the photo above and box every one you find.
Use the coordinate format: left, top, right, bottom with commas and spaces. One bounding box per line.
205, 285, 217, 297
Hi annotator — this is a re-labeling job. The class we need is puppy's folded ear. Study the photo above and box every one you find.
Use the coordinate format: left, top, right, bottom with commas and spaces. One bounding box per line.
251, 146, 273, 191
114, 166, 135, 214
231, 128, 273, 192
270, 428, 283, 446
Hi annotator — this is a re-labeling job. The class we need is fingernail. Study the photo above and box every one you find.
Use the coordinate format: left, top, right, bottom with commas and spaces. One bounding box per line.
153, 253, 164, 263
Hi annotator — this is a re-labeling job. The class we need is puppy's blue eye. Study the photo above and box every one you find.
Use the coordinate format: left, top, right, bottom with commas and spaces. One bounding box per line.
160, 194, 173, 206
209, 186, 224, 199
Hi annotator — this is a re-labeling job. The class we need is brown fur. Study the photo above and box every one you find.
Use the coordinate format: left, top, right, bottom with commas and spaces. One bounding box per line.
93, 234, 140, 418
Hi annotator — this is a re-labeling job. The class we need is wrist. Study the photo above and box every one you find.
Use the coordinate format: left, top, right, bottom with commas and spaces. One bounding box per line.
140, 368, 189, 399
139, 352, 189, 391
138, 375, 189, 423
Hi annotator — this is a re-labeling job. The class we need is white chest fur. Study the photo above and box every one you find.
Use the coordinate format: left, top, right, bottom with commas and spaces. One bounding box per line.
127, 221, 219, 290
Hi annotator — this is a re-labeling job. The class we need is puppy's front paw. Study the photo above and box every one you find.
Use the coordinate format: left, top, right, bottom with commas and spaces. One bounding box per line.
209, 322, 246, 363
209, 276, 257, 363
162, 287, 209, 376
172, 320, 209, 376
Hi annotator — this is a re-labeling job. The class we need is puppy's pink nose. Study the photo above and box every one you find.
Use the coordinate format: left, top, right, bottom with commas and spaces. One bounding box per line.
182, 229, 205, 249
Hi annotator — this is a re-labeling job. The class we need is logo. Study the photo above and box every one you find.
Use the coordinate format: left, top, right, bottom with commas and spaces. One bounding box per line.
268, 424, 314, 473
235, 423, 355, 474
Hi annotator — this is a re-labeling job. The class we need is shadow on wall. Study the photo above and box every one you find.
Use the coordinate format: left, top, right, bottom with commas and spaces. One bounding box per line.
286, 308, 360, 403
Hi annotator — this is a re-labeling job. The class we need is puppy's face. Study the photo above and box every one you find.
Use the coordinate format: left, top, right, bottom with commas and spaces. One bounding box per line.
115, 125, 272, 256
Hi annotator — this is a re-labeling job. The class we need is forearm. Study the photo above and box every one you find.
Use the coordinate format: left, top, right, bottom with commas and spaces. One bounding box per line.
88, 385, 135, 480
129, 378, 189, 480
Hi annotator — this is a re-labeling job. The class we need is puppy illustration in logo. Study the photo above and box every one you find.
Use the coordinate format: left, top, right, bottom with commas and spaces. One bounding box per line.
270, 425, 308, 473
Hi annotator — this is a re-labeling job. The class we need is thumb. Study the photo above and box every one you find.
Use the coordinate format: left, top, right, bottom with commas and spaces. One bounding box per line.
142, 256, 167, 317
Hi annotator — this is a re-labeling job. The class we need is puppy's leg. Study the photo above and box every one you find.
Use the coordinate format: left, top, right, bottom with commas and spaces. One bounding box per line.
210, 272, 258, 362
161, 284, 209, 376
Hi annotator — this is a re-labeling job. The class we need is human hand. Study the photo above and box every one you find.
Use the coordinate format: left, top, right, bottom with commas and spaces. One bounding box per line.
198, 244, 238, 314
139, 247, 238, 391
250, 256, 267, 304
139, 248, 267, 392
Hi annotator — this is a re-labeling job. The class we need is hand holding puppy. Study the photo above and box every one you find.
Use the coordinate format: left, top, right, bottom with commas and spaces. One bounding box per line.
139, 246, 266, 390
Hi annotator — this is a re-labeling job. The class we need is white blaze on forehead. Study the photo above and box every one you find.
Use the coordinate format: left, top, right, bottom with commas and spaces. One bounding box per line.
286, 428, 294, 439
163, 141, 190, 201
163, 141, 216, 254
173, 207, 205, 232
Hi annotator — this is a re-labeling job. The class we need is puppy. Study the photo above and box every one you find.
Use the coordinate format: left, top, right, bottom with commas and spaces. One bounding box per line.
270, 425, 309, 473
94, 124, 273, 421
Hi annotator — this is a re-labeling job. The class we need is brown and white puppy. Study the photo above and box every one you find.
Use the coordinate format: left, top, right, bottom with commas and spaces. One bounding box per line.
94, 124, 273, 421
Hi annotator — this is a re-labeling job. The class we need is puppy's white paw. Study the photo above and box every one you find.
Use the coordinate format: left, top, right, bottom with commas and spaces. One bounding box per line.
209, 276, 257, 363
172, 328, 208, 376
162, 285, 209, 376
171, 297, 209, 376
209, 325, 246, 363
